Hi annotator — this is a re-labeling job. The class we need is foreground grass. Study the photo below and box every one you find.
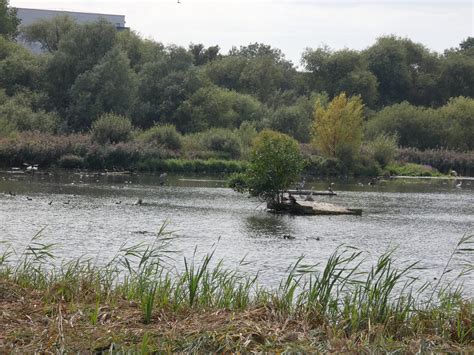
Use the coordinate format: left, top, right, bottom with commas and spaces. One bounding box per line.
0, 228, 472, 352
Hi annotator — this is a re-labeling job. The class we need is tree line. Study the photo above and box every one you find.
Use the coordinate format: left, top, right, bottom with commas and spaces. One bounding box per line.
0, 1, 473, 153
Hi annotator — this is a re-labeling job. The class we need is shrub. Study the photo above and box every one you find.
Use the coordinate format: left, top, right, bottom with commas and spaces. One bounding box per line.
366, 133, 398, 167
199, 128, 242, 159
138, 124, 182, 150
439, 96, 474, 151
397, 148, 474, 176
135, 158, 247, 174
0, 117, 17, 137
58, 154, 84, 169
385, 162, 442, 177
0, 98, 59, 133
0, 132, 89, 168
91, 113, 133, 144
235, 121, 258, 159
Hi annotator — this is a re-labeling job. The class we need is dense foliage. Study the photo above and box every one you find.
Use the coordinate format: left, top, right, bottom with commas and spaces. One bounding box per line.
0, 1, 473, 175
234, 130, 304, 202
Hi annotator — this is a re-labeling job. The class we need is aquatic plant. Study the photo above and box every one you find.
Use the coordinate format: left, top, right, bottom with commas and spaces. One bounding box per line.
0, 227, 472, 352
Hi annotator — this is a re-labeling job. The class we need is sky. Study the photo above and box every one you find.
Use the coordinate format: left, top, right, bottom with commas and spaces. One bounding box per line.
11, 0, 474, 65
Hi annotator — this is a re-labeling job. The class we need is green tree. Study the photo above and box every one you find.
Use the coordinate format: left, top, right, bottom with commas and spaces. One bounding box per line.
267, 94, 326, 142
235, 130, 304, 203
364, 36, 441, 106
189, 43, 220, 65
117, 30, 166, 71
68, 47, 137, 131
134, 66, 205, 129
0, 38, 44, 95
45, 19, 118, 112
20, 15, 76, 52
438, 52, 474, 101
176, 85, 263, 132
0, 0, 20, 40
312, 93, 364, 158
206, 43, 297, 103
366, 102, 443, 149
439, 96, 474, 151
302, 47, 379, 106
0, 92, 58, 132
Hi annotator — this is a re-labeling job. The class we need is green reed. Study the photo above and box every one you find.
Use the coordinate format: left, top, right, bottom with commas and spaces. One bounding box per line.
0, 226, 472, 345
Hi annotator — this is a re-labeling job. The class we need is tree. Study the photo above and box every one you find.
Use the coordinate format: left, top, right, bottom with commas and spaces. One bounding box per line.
0, 38, 44, 95
234, 130, 304, 203
302, 47, 379, 106
175, 85, 264, 132
312, 93, 363, 158
0, 0, 20, 40
134, 66, 205, 129
21, 15, 76, 52
45, 19, 118, 112
117, 30, 166, 71
68, 47, 137, 131
189, 43, 220, 65
364, 36, 441, 106
267, 94, 326, 143
439, 97, 474, 151
366, 102, 443, 149
438, 52, 474, 101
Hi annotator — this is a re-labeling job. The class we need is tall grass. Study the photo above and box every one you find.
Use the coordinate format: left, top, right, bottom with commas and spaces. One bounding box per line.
0, 227, 472, 347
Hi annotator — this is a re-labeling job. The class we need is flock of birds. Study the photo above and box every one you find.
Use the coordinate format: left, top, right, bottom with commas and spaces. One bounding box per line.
4, 169, 169, 206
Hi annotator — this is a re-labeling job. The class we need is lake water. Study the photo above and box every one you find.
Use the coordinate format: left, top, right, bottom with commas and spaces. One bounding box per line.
0, 171, 473, 294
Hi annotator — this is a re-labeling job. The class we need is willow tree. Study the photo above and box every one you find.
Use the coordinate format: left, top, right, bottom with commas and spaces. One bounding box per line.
312, 92, 364, 159
231, 129, 304, 204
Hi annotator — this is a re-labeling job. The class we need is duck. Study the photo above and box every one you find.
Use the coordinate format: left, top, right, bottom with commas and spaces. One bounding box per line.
283, 234, 295, 240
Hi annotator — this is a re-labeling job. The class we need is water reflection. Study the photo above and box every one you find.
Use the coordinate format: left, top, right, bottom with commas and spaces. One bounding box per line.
243, 213, 294, 239
0, 172, 473, 293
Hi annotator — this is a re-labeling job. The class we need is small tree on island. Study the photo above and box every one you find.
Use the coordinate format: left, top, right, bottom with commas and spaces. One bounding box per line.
230, 130, 304, 204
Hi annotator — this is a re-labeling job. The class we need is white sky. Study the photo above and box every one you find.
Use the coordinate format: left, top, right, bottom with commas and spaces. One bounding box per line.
11, 0, 474, 65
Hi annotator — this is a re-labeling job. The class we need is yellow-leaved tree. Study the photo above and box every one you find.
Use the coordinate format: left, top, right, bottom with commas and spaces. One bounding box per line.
312, 92, 364, 158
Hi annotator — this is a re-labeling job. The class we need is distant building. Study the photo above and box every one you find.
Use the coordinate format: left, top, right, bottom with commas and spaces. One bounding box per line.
15, 8, 127, 52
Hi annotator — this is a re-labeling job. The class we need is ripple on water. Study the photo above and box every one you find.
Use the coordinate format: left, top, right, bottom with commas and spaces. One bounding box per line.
0, 174, 473, 294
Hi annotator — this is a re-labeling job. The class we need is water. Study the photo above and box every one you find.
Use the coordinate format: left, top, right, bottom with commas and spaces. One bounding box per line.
0, 172, 473, 294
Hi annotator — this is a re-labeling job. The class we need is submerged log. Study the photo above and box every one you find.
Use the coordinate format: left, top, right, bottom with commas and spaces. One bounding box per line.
267, 200, 362, 216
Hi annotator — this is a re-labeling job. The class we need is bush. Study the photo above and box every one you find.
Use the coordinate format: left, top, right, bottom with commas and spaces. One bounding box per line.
0, 117, 17, 137
0, 98, 59, 133
397, 148, 474, 176
0, 132, 89, 168
366, 102, 442, 150
135, 158, 247, 174
91, 113, 133, 144
138, 124, 182, 150
58, 154, 84, 169
199, 128, 242, 159
385, 162, 442, 177
235, 121, 258, 159
366, 133, 398, 167
439, 96, 474, 151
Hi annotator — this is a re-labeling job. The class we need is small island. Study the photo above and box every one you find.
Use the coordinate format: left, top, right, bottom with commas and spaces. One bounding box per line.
230, 129, 362, 216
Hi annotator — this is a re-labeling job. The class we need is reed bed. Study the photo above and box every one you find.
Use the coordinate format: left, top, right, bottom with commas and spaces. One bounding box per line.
0, 227, 472, 352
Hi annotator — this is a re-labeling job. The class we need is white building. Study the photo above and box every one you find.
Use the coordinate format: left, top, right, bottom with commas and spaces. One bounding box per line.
16, 8, 127, 52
